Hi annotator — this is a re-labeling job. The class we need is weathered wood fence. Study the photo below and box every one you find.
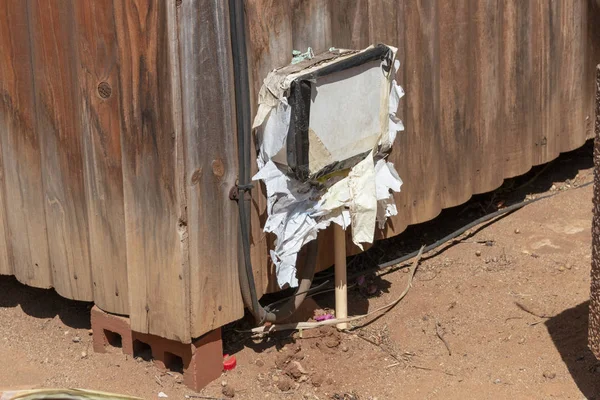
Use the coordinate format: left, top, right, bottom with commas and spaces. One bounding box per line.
0, 0, 598, 342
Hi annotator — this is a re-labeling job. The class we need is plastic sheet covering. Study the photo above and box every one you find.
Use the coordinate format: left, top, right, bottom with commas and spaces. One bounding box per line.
252, 44, 404, 288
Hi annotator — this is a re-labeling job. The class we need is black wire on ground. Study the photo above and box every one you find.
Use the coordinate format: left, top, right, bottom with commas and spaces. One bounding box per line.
377, 181, 591, 269
263, 180, 593, 310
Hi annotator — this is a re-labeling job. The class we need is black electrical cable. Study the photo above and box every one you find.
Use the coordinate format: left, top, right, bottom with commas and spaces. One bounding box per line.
229, 0, 260, 321
228, 0, 320, 324
376, 183, 592, 270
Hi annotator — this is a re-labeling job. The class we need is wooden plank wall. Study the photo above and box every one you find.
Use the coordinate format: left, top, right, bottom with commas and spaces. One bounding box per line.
0, 0, 242, 342
245, 0, 599, 292
0, 0, 597, 341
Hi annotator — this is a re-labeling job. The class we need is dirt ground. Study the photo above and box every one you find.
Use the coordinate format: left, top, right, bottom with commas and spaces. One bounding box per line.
1, 142, 599, 400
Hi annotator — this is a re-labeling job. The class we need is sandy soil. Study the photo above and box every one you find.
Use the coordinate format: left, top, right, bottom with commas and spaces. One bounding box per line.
0, 143, 598, 400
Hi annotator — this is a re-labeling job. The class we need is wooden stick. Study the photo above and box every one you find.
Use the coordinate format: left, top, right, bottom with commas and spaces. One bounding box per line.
334, 223, 348, 330
247, 245, 424, 335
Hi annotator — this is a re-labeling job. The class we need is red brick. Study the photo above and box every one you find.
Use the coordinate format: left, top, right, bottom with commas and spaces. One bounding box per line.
91, 305, 134, 355
90, 305, 223, 391
133, 328, 223, 391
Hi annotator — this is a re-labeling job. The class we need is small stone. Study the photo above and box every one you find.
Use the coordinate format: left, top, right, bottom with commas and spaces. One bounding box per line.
492, 257, 498, 263
275, 354, 289, 369
475, 250, 481, 257
514, 228, 520, 234
135, 356, 143, 362
277, 376, 294, 392
64, 331, 70, 336
494, 379, 501, 384
551, 184, 557, 191
72, 336, 81, 343
255, 359, 265, 367
222, 384, 235, 398
272, 375, 280, 382
543, 371, 556, 379
518, 338, 525, 344
324, 336, 341, 348
88, 329, 93, 335
285, 361, 307, 380
221, 380, 228, 387
44, 357, 49, 364
566, 264, 573, 270
558, 266, 565, 272
341, 345, 349, 352
311, 374, 324, 387
81, 351, 87, 358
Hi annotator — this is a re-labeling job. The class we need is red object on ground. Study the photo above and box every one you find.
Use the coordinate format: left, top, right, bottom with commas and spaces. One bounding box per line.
223, 354, 237, 370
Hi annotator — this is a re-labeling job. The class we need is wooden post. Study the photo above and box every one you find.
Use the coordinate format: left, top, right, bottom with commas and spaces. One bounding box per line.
334, 224, 348, 330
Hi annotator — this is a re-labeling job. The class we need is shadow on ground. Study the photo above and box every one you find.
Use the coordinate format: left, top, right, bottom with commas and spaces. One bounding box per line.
365, 140, 594, 270
546, 301, 600, 399
224, 140, 595, 355
0, 275, 91, 329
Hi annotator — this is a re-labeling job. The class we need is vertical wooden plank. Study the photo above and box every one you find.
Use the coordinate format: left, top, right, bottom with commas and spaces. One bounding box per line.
531, 0, 560, 166
559, 0, 587, 151
471, 0, 503, 194
379, 0, 408, 238
28, 0, 93, 301
74, 0, 129, 314
291, 0, 332, 54
0, 139, 10, 275
179, 0, 243, 337
330, 0, 369, 49
365, 0, 397, 241
245, 0, 294, 294
0, 0, 52, 288
501, 2, 533, 178
438, 0, 473, 207
390, 1, 441, 227
367, 0, 397, 44
115, 0, 190, 341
